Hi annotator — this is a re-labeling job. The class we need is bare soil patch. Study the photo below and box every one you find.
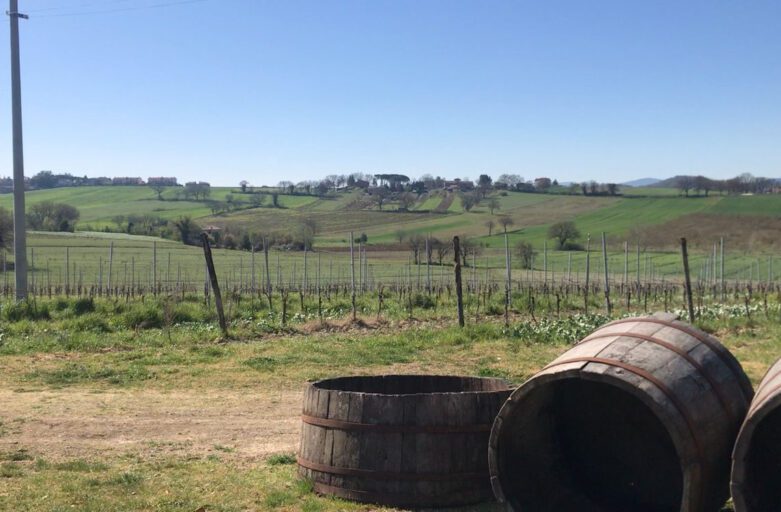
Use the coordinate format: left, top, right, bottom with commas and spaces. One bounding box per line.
629, 213, 781, 251
0, 388, 301, 464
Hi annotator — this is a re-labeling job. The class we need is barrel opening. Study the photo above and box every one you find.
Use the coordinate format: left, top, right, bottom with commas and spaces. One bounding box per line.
743, 407, 781, 511
497, 378, 683, 512
313, 375, 508, 395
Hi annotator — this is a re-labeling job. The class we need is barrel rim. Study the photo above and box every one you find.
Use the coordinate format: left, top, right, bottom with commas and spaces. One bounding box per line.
306, 374, 513, 397
488, 369, 693, 511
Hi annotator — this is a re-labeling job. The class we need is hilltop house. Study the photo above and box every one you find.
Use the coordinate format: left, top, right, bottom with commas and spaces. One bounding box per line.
112, 177, 145, 186
147, 177, 178, 187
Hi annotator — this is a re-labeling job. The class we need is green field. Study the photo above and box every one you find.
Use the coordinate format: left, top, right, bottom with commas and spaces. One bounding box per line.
2, 186, 781, 291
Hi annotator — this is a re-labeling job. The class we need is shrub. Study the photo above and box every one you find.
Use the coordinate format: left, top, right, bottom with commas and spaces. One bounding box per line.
2, 300, 50, 322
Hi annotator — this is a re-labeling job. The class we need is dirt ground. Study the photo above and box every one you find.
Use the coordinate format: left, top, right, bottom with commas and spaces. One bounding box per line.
0, 388, 302, 463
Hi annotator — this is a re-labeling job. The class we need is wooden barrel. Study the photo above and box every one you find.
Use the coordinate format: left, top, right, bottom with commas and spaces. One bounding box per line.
731, 358, 781, 512
488, 314, 753, 512
297, 374, 512, 508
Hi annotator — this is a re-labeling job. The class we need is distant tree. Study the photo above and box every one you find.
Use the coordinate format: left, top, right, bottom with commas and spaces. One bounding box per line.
534, 177, 552, 191
755, 177, 775, 194
726, 177, 743, 195
399, 193, 416, 210
677, 176, 694, 197
239, 180, 249, 193
250, 193, 265, 208
222, 233, 237, 250
548, 221, 581, 250
30, 170, 57, 189
150, 183, 166, 200
184, 181, 211, 200
606, 183, 619, 196
496, 174, 523, 189
173, 216, 201, 245
271, 192, 280, 208
459, 237, 482, 266
395, 230, 407, 245
111, 215, 126, 232
581, 182, 589, 196
26, 201, 80, 232
298, 217, 318, 250
0, 206, 12, 251
498, 216, 514, 233
487, 197, 500, 215
515, 240, 535, 269
478, 174, 493, 190
408, 234, 425, 264
485, 219, 496, 236
240, 233, 252, 251
461, 192, 479, 212
589, 181, 599, 195
318, 179, 333, 195
739, 173, 756, 192
693, 175, 712, 196
432, 237, 450, 265
371, 188, 389, 210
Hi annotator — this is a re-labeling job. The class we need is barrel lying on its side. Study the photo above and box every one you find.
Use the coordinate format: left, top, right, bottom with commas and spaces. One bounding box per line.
298, 375, 512, 508
489, 314, 753, 512
732, 358, 781, 512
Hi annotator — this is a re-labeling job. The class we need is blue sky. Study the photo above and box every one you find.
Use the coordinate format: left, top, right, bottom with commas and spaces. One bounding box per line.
0, 0, 779, 186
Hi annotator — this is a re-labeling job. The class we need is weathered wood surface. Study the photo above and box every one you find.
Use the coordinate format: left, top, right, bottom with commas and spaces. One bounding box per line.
731, 357, 781, 512
489, 313, 753, 512
298, 375, 511, 508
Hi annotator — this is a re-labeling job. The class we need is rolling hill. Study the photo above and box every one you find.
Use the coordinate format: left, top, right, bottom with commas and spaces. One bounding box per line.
2, 186, 781, 253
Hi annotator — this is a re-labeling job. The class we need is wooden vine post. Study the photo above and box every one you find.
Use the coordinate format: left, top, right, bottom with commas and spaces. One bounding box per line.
350, 232, 357, 321
681, 237, 695, 323
504, 232, 511, 326
602, 232, 612, 315
201, 233, 228, 337
454, 236, 465, 327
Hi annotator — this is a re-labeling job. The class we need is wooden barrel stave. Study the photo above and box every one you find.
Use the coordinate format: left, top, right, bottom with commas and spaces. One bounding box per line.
299, 375, 511, 508
489, 314, 752, 512
731, 358, 781, 512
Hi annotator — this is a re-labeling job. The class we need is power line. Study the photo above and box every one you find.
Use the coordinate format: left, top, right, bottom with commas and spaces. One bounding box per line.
31, 0, 210, 18
25, 1, 134, 14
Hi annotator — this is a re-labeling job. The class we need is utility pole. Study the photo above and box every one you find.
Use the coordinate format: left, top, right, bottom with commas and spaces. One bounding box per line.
8, 0, 28, 300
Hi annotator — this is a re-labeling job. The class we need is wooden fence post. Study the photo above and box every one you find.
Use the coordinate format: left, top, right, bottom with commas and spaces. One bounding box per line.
602, 232, 612, 316
201, 233, 228, 337
350, 232, 357, 321
584, 234, 591, 314
454, 236, 465, 327
681, 237, 695, 323
504, 232, 511, 327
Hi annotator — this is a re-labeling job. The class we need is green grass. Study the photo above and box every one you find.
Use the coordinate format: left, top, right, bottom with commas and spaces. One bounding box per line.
1, 306, 779, 510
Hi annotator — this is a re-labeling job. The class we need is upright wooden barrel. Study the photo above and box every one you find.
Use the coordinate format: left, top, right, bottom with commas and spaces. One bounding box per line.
488, 314, 753, 512
732, 358, 781, 512
298, 375, 512, 508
